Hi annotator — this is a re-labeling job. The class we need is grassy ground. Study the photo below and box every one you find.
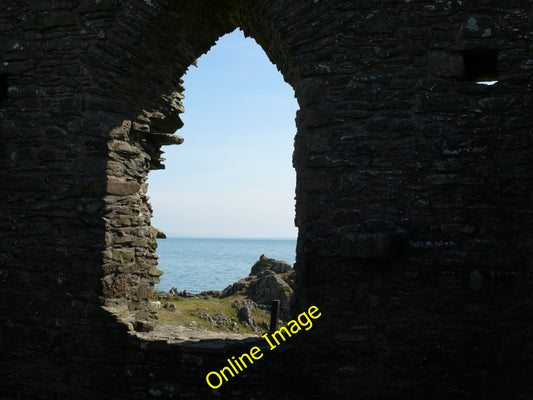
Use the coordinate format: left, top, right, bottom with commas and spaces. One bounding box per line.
152, 293, 271, 335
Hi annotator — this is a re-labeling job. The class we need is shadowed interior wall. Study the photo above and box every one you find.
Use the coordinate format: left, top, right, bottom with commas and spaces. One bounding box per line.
1, 0, 532, 399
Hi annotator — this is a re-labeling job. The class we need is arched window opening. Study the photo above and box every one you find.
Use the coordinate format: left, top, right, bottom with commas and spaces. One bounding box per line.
146, 29, 298, 338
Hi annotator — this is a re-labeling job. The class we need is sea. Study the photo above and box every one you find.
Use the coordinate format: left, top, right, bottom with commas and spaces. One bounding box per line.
154, 237, 297, 293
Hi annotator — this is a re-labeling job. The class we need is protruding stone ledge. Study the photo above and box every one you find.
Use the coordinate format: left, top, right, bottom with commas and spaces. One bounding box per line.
149, 132, 184, 146
149, 110, 184, 132
148, 266, 164, 278
151, 227, 167, 239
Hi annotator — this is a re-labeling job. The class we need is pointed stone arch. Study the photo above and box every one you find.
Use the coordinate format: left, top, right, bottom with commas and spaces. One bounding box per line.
100, 0, 316, 328
2, 1, 533, 398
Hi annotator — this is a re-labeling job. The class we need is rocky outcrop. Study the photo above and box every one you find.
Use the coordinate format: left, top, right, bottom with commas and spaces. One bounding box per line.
250, 254, 292, 275
221, 255, 295, 320
232, 299, 262, 331
160, 255, 294, 324
247, 271, 293, 319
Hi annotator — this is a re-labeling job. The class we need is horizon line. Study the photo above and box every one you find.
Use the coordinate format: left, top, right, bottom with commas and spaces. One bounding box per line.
158, 235, 297, 241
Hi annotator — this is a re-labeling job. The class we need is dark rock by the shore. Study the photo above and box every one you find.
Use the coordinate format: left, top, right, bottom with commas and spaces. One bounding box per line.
221, 254, 295, 320
250, 254, 292, 275
199, 290, 222, 298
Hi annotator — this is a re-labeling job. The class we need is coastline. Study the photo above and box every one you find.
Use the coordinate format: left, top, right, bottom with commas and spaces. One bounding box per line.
154, 237, 297, 293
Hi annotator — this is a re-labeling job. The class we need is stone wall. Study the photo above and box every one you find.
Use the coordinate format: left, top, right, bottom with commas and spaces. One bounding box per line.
1, 0, 532, 399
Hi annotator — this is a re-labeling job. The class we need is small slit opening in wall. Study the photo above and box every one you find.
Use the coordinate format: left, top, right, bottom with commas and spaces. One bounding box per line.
0, 74, 8, 103
463, 49, 499, 85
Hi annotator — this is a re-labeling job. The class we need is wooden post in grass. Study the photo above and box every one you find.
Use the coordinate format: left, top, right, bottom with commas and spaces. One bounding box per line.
269, 300, 280, 333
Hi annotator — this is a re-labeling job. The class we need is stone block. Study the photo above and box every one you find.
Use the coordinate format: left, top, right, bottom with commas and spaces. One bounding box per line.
148, 266, 164, 277
106, 180, 141, 196
111, 249, 135, 263
110, 141, 141, 155
459, 15, 497, 39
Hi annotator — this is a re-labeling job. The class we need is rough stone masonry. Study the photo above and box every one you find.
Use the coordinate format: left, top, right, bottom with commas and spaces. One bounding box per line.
1, 0, 532, 399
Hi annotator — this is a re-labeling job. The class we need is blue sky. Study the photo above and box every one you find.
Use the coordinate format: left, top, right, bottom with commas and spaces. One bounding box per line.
148, 29, 299, 239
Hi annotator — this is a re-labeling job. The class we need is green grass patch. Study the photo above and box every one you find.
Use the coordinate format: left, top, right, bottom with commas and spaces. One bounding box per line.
153, 293, 271, 335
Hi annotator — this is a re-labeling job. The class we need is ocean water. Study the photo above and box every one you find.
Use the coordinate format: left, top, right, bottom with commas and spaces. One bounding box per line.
154, 237, 297, 293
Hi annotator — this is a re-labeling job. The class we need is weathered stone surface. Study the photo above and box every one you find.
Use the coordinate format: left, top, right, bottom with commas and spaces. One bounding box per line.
295, 78, 329, 107
106, 180, 141, 195
133, 319, 156, 333
428, 52, 464, 78
1, 1, 532, 399
110, 140, 141, 155
222, 256, 294, 320
233, 299, 258, 329
247, 273, 293, 320
148, 110, 184, 132
459, 15, 497, 39
340, 232, 404, 260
